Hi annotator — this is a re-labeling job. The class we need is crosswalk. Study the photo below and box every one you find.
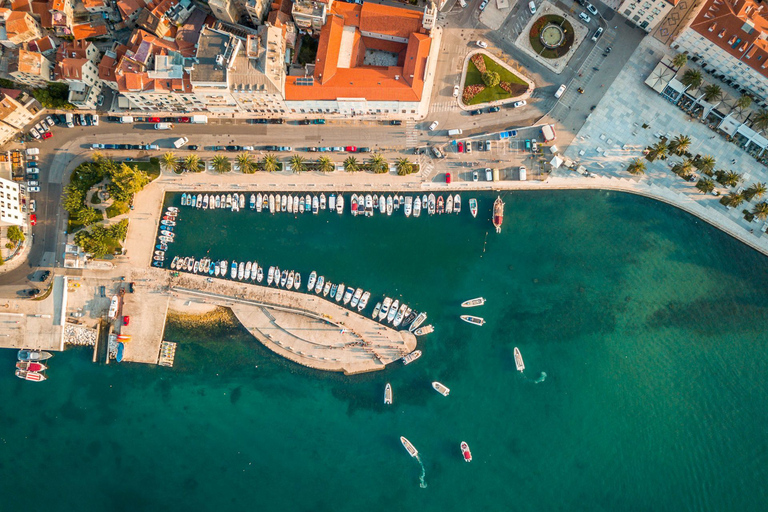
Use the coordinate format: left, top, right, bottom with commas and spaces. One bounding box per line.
429, 100, 458, 113
405, 120, 418, 148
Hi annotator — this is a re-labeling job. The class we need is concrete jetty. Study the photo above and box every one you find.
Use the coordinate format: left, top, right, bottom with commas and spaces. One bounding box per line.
171, 276, 417, 374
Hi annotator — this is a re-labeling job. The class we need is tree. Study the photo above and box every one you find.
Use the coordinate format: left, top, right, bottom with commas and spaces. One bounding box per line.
236, 153, 255, 174
107, 163, 150, 202
108, 219, 129, 241
745, 182, 767, 201
752, 109, 768, 132
703, 84, 722, 103
75, 227, 111, 258
289, 154, 307, 173
77, 207, 102, 226
669, 134, 691, 156
369, 153, 388, 174
672, 159, 694, 179
626, 158, 646, 175
395, 157, 413, 176
183, 154, 202, 173
722, 192, 744, 209
736, 94, 752, 110
161, 152, 178, 172
696, 178, 715, 194
62, 184, 85, 214
723, 170, 743, 187
344, 156, 359, 172
672, 53, 688, 70
695, 155, 716, 175
681, 69, 702, 90
6, 226, 25, 244
482, 71, 500, 88
211, 155, 231, 174
752, 201, 768, 220
646, 141, 668, 161
262, 154, 279, 172
317, 156, 335, 173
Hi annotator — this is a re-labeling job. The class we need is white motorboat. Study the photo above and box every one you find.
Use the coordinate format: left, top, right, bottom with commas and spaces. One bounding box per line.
238, 261, 245, 280
244, 261, 252, 280
269, 194, 275, 213
413, 324, 434, 336
280, 270, 288, 288
461, 297, 486, 308
323, 281, 332, 296
432, 381, 450, 396
250, 194, 256, 210
514, 347, 525, 372
428, 193, 436, 215
350, 288, 363, 308
239, 194, 245, 210
409, 312, 426, 332
469, 198, 477, 218
320, 193, 326, 210
335, 283, 345, 301
387, 299, 399, 323
293, 195, 299, 213
413, 196, 421, 217
314, 275, 325, 294
446, 194, 454, 214
378, 195, 386, 214
402, 350, 422, 365
372, 302, 382, 319
336, 194, 344, 214
365, 194, 373, 216
307, 271, 317, 291
454, 194, 461, 213
400, 436, 418, 457
267, 266, 275, 285
404, 196, 412, 217
312, 195, 319, 214
357, 291, 370, 311
386, 195, 393, 216
379, 297, 392, 321
392, 303, 407, 327
329, 193, 336, 211
286, 270, 295, 289
342, 286, 354, 305
460, 315, 486, 326
385, 383, 392, 405
257, 265, 264, 283
294, 272, 301, 290
257, 193, 263, 212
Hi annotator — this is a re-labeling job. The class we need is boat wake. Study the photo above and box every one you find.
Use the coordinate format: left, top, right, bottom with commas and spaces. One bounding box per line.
534, 371, 547, 384
415, 455, 427, 489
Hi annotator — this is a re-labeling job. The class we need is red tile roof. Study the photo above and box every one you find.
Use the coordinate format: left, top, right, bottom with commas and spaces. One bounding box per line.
359, 2, 423, 40
72, 23, 107, 39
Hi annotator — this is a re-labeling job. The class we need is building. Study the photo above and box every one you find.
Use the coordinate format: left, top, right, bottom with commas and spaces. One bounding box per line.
55, 40, 103, 108
208, 0, 242, 24
617, 0, 677, 33
673, 0, 768, 104
284, 2, 437, 118
0, 176, 22, 227
244, 0, 270, 25
117, 0, 147, 27
291, 0, 329, 32
49, 0, 74, 36
0, 11, 44, 48
8, 48, 54, 87
82, 0, 111, 14
0, 91, 34, 129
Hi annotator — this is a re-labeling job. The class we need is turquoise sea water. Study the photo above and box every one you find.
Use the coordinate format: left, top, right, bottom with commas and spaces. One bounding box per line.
2, 190, 768, 511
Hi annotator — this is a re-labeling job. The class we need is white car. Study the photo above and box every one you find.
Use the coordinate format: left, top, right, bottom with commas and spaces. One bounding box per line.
453, 85, 460, 98
466, 141, 472, 153
28, 186, 40, 193
30, 199, 36, 212
472, 171, 478, 182
458, 0, 467, 6
429, 120, 439, 131
92, 114, 99, 126
478, 0, 488, 10
512, 100, 527, 108
586, 2, 598, 15
27, 180, 39, 187
579, 12, 591, 23
528, 1, 536, 14
242, 146, 255, 151
475, 41, 488, 48
30, 128, 40, 139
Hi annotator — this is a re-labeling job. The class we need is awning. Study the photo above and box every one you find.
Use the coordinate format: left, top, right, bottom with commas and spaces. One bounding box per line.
550, 155, 564, 168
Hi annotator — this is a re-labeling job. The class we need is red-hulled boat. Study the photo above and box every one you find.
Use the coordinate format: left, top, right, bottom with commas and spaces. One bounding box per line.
492, 196, 504, 233
461, 441, 472, 462
16, 361, 47, 372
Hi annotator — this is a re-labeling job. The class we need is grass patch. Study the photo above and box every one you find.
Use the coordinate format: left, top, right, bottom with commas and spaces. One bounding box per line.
464, 55, 528, 105
106, 201, 130, 218
32, 281, 54, 301
122, 160, 161, 181
529, 15, 575, 59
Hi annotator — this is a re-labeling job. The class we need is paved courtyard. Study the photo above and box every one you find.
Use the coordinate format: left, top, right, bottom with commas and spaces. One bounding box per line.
563, 36, 768, 243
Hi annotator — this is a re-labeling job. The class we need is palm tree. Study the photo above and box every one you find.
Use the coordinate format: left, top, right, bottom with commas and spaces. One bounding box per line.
262, 154, 280, 172
736, 94, 752, 110
183, 154, 202, 173
745, 182, 767, 201
723, 170, 743, 187
289, 154, 306, 173
395, 157, 413, 176
672, 159, 694, 178
751, 109, 768, 132
722, 192, 744, 209
702, 84, 723, 103
696, 178, 715, 194
161, 152, 178, 172
626, 158, 646, 175
672, 53, 688, 70
669, 134, 692, 156
236, 153, 255, 174
752, 201, 768, 220
369, 153, 388, 174
646, 141, 668, 162
681, 69, 702, 90
211, 155, 231, 173
695, 155, 716, 175
317, 156, 335, 173
344, 156, 359, 172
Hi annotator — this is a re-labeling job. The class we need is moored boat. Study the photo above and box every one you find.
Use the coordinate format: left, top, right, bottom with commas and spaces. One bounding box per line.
350, 288, 363, 309
250, 194, 256, 209
351, 194, 359, 216
17, 350, 53, 362
280, 270, 288, 288
239, 194, 245, 210
267, 266, 275, 286
461, 297, 486, 308
357, 291, 370, 311
400, 436, 418, 457
413, 324, 434, 336
15, 369, 46, 382
294, 272, 301, 290
323, 281, 332, 296
335, 283, 345, 301
238, 261, 245, 280
437, 195, 445, 214
365, 194, 373, 216
409, 312, 426, 332
387, 299, 400, 323
312, 195, 319, 214
470, 198, 477, 218
307, 271, 317, 291
514, 347, 525, 372
460, 315, 486, 326
336, 194, 344, 214
413, 195, 421, 217
428, 193, 436, 215
329, 193, 336, 211
314, 275, 325, 294
386, 195, 393, 216
231, 261, 238, 279
385, 383, 392, 405
461, 442, 472, 462
402, 350, 422, 365
432, 381, 450, 396
269, 194, 275, 213
16, 361, 47, 372
378, 195, 386, 214
342, 286, 353, 305
446, 194, 454, 214
372, 302, 382, 319
108, 295, 119, 320
404, 196, 413, 217
257, 266, 264, 283
286, 270, 295, 289
320, 193, 326, 210
493, 196, 504, 233
379, 297, 392, 321
454, 194, 461, 213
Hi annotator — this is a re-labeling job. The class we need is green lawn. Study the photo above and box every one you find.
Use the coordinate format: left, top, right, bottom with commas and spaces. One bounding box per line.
121, 160, 161, 181
106, 201, 130, 218
464, 55, 528, 105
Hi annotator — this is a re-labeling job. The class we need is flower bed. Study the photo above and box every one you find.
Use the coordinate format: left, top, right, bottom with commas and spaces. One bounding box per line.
463, 54, 529, 105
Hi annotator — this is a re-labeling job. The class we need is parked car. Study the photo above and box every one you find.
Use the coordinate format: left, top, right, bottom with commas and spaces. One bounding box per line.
27, 162, 38, 168
123, 316, 130, 326
429, 120, 439, 131
389, 120, 402, 126
297, 119, 310, 125
249, 119, 268, 124
486, 168, 493, 181
92, 114, 99, 126
42, 132, 52, 140
466, 141, 472, 153
149, 117, 161, 122
30, 128, 40, 139
188, 145, 199, 150
357, 147, 371, 153
345, 146, 358, 152
445, 172, 451, 184
213, 146, 225, 151
35, 123, 46, 133
453, 85, 460, 98
479, 0, 488, 10
485, 140, 491, 151
331, 146, 344, 152
29, 199, 36, 212
28, 186, 40, 193
27, 180, 39, 187
591, 27, 603, 42
475, 41, 487, 48
488, 106, 500, 113
469, 109, 482, 116
307, 147, 319, 152
318, 147, 332, 152
242, 146, 255, 151
579, 12, 591, 23
431, 146, 444, 159
311, 119, 326, 124
118, 144, 130, 150
30, 214, 36, 226
512, 100, 527, 108
457, 141, 464, 153
586, 2, 598, 15
225, 145, 242, 152
178, 117, 190, 123
529, 1, 536, 14
472, 171, 479, 181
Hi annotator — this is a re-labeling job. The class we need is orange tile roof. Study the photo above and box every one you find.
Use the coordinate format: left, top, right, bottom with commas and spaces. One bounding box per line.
50, 0, 67, 11
5, 12, 36, 38
117, 0, 144, 18
689, 0, 768, 79
29, 35, 55, 52
72, 23, 107, 39
57, 58, 87, 80
315, 14, 344, 84
10, 0, 32, 11
31, 1, 52, 27
359, 2, 423, 40
83, 0, 108, 9
333, 2, 361, 28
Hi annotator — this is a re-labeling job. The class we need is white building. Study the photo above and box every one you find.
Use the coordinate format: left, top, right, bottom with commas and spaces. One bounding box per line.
0, 177, 22, 227
617, 0, 677, 33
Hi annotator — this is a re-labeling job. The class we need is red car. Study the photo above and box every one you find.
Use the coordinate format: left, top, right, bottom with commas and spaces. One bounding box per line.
42, 131, 52, 140
345, 146, 357, 152
149, 117, 161, 122
445, 172, 451, 184
457, 141, 464, 153
178, 117, 190, 123
123, 316, 130, 326
30, 214, 37, 226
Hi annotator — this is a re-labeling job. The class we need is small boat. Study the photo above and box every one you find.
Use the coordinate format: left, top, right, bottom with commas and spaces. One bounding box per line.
299, 199, 305, 214
329, 193, 336, 211
191, 195, 197, 208
514, 347, 525, 372
18, 349, 53, 362
392, 303, 407, 327
460, 315, 486, 326
314, 275, 325, 294
402, 309, 417, 328
432, 381, 450, 396
342, 286, 354, 305
250, 194, 256, 209
320, 193, 326, 210
226, 194, 232, 208
15, 369, 46, 382
286, 270, 295, 289
203, 194, 209, 209
281, 194, 287, 212
269, 194, 275, 213
215, 195, 221, 209
446, 194, 454, 214
461, 442, 472, 462
385, 383, 393, 405
387, 299, 399, 323
372, 302, 382, 319
274, 266, 280, 286
181, 193, 187, 205
336, 194, 344, 214
400, 436, 418, 457
209, 261, 216, 276
469, 198, 478, 218
231, 261, 238, 279
330, 283, 338, 298
307, 271, 317, 291
428, 193, 436, 215
197, 194, 203, 208
267, 266, 275, 286
287, 194, 294, 213
16, 361, 47, 372
413, 195, 421, 217
323, 281, 332, 296
493, 196, 504, 233
108, 295, 120, 320
454, 194, 461, 213
312, 195, 319, 214
409, 312, 426, 332
294, 272, 301, 290
404, 196, 412, 217
221, 260, 228, 275
160, 220, 175, 227
373, 195, 379, 210
116, 341, 125, 362
193, 260, 199, 273
167, 206, 178, 213
386, 195, 393, 216
335, 283, 345, 302
413, 325, 434, 336
351, 194, 359, 216
379, 297, 391, 321
293, 195, 299, 213
214, 262, 221, 277
305, 194, 311, 211
378, 195, 386, 214
256, 193, 263, 212
257, 266, 264, 283
157, 243, 169, 251
245, 261, 252, 281
358, 291, 370, 311
437, 195, 445, 214
238, 262, 245, 280
365, 194, 373, 216
280, 270, 288, 288
461, 297, 486, 308
350, 288, 363, 308
393, 196, 400, 210
402, 350, 422, 365
239, 194, 245, 210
